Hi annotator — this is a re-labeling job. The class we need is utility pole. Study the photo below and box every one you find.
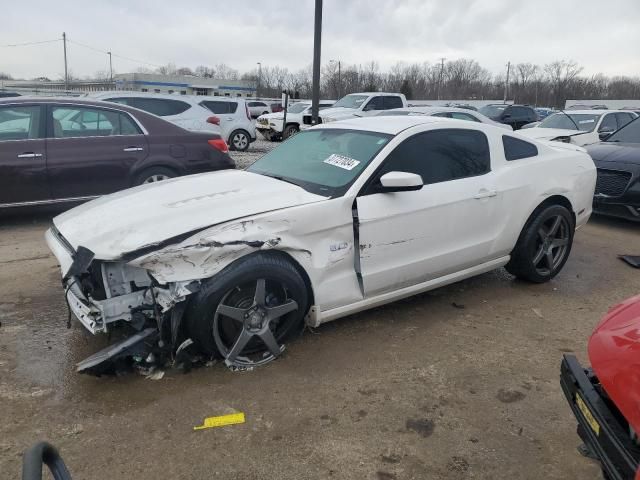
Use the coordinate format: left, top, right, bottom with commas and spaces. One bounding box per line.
437, 57, 445, 101
337, 60, 341, 98
256, 62, 261, 98
504, 61, 511, 103
62, 32, 68, 91
311, 0, 322, 125
107, 51, 113, 86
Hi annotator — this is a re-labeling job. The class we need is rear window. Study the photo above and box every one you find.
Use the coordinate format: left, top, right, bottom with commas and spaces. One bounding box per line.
503, 135, 538, 161
105, 97, 191, 117
383, 96, 404, 110
200, 100, 238, 114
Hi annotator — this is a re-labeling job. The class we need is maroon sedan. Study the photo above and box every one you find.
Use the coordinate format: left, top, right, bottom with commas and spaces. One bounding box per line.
0, 97, 234, 209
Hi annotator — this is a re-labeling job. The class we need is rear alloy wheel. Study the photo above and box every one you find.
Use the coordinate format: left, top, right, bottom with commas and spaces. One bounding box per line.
134, 166, 176, 186
506, 204, 574, 283
185, 254, 308, 368
229, 130, 250, 152
282, 124, 299, 140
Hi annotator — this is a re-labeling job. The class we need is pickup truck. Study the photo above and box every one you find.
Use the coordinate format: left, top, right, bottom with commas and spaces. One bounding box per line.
300, 92, 407, 128
256, 100, 335, 140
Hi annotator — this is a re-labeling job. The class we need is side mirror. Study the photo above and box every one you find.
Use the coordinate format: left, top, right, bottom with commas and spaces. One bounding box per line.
502, 113, 512, 120
379, 171, 423, 192
599, 128, 614, 140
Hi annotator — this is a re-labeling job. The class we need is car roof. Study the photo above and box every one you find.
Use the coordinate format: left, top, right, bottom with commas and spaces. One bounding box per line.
314, 115, 485, 135
548, 109, 633, 115
88, 91, 202, 104
190, 95, 246, 103
387, 106, 479, 115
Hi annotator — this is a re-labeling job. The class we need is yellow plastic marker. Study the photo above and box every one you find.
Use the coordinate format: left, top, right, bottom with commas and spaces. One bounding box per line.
193, 412, 246, 431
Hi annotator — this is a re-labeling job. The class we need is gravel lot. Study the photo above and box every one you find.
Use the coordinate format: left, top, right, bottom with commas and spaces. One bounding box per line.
0, 150, 638, 479
231, 137, 277, 169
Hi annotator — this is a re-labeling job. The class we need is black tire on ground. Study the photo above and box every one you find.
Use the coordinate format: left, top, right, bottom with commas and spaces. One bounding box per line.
184, 253, 309, 361
505, 204, 574, 283
229, 129, 251, 151
133, 166, 176, 186
282, 124, 299, 139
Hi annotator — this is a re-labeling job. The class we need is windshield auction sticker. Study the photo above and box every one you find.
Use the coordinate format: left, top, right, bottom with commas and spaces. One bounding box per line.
324, 154, 361, 171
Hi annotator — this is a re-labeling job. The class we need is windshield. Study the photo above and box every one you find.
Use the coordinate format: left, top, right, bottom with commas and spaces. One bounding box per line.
247, 129, 392, 196
606, 116, 640, 143
332, 94, 369, 109
538, 113, 600, 132
287, 103, 309, 114
479, 105, 507, 117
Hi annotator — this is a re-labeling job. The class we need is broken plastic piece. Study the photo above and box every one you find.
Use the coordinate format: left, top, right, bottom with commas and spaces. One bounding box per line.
76, 328, 157, 374
193, 412, 245, 431
619, 255, 640, 269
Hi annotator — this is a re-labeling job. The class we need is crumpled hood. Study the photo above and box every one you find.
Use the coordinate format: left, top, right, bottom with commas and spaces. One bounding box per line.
586, 142, 640, 166
588, 295, 640, 434
53, 170, 327, 259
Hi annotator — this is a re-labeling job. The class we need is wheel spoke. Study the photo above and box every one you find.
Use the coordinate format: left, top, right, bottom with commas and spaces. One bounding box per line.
267, 300, 298, 320
545, 251, 554, 270
258, 328, 282, 357
537, 227, 548, 242
226, 329, 252, 362
254, 279, 266, 307
548, 216, 562, 236
532, 245, 545, 266
216, 304, 246, 323
551, 238, 568, 248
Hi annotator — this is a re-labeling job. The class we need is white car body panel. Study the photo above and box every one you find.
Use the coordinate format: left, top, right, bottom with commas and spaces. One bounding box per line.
194, 96, 257, 145
256, 102, 334, 137
379, 106, 513, 131
47, 116, 596, 333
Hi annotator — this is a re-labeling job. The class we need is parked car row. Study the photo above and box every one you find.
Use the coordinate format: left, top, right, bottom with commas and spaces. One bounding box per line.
256, 100, 335, 140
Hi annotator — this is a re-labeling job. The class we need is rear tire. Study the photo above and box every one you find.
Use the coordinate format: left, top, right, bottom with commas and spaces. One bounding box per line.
229, 129, 250, 151
134, 166, 176, 186
283, 124, 299, 139
505, 204, 574, 283
185, 253, 309, 367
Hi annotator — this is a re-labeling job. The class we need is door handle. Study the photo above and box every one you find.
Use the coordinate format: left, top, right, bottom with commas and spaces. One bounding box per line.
17, 152, 43, 158
123, 147, 144, 152
473, 190, 497, 199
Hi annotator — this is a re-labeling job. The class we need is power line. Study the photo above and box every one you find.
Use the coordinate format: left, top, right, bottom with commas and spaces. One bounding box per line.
67, 38, 162, 68
0, 39, 60, 48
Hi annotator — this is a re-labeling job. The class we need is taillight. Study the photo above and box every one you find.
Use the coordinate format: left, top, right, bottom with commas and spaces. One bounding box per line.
208, 139, 229, 153
245, 103, 251, 121
207, 116, 220, 126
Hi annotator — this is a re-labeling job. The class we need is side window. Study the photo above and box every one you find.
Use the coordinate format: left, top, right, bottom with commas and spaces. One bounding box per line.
450, 112, 480, 122
599, 114, 618, 132
0, 105, 42, 141
383, 96, 404, 110
52, 107, 121, 137
104, 97, 131, 106
431, 112, 451, 118
615, 113, 634, 129
129, 98, 190, 116
502, 135, 538, 161
363, 96, 384, 111
369, 129, 490, 191
509, 106, 528, 119
119, 113, 142, 135
200, 101, 238, 114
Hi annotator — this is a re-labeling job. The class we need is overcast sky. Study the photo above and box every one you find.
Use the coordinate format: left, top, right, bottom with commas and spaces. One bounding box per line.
2, 0, 639, 80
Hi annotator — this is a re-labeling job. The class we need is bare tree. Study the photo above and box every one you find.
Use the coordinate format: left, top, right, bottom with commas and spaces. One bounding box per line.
544, 60, 583, 107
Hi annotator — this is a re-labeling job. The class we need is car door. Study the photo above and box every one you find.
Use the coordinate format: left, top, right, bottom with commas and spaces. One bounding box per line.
361, 96, 385, 116
356, 128, 501, 297
598, 113, 618, 140
0, 103, 49, 205
45, 104, 148, 199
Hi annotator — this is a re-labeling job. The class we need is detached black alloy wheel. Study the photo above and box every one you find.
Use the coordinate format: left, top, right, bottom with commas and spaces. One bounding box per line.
229, 130, 250, 152
134, 166, 176, 186
506, 204, 574, 283
185, 254, 309, 368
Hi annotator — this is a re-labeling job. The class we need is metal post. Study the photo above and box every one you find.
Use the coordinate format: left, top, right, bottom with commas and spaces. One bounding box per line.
281, 91, 289, 139
504, 61, 511, 103
337, 60, 341, 98
62, 32, 68, 91
108, 51, 113, 86
256, 62, 261, 98
311, 0, 322, 125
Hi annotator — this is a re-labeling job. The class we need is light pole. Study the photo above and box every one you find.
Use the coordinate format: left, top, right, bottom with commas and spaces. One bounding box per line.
437, 57, 445, 101
311, 0, 322, 125
504, 61, 511, 103
62, 32, 68, 91
256, 62, 262, 98
107, 51, 113, 86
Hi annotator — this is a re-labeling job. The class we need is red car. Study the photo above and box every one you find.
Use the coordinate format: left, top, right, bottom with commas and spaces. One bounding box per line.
561, 295, 640, 479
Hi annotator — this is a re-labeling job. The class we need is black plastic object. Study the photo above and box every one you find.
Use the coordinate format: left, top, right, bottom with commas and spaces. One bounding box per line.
22, 442, 72, 480
619, 255, 640, 268
65, 246, 95, 278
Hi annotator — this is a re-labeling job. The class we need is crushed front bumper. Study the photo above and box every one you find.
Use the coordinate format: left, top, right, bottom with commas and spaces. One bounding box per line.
560, 354, 640, 479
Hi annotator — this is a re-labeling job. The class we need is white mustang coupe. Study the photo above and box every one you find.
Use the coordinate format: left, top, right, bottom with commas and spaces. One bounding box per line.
46, 116, 596, 372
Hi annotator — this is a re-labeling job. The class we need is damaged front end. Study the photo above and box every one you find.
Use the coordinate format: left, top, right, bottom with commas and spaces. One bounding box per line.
47, 227, 199, 375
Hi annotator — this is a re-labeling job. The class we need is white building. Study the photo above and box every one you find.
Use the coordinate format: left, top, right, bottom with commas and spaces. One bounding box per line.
114, 73, 255, 97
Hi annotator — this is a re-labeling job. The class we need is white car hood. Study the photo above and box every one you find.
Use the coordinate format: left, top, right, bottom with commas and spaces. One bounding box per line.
318, 106, 360, 119
518, 127, 588, 140
53, 170, 327, 259
258, 112, 284, 121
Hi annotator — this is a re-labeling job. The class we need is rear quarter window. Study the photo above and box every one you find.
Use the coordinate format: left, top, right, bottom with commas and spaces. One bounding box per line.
503, 135, 538, 161
200, 101, 238, 114
127, 98, 191, 116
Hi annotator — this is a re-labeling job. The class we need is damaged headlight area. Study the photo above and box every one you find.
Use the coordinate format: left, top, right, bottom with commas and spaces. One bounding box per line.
62, 253, 200, 375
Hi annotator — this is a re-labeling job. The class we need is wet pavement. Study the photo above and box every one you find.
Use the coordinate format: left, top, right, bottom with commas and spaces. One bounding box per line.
1, 176, 639, 478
